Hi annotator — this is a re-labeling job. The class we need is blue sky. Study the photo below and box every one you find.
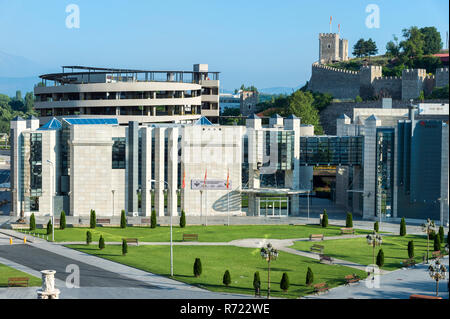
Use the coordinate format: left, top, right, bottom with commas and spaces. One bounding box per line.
0, 0, 448, 91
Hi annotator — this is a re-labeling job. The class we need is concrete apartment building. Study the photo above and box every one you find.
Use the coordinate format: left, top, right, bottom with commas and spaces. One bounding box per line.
10, 102, 449, 225
34, 64, 220, 125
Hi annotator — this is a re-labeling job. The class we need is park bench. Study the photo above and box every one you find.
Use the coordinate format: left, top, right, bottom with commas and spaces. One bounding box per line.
409, 294, 442, 299
309, 234, 324, 241
8, 277, 29, 287
319, 254, 333, 264
141, 218, 151, 224
183, 234, 199, 241
340, 227, 355, 235
96, 219, 111, 225
124, 238, 139, 246
310, 244, 324, 254
313, 282, 329, 295
402, 258, 416, 268
345, 274, 360, 285
432, 251, 443, 259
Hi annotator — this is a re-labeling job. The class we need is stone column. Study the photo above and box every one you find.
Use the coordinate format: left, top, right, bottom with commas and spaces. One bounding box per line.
37, 270, 60, 299
167, 127, 178, 217
154, 127, 166, 216
141, 127, 152, 216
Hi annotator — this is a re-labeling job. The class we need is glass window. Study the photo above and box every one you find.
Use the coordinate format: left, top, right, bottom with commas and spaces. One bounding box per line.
112, 137, 126, 169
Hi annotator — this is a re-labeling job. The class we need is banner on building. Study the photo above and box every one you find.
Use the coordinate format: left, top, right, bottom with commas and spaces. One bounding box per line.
191, 179, 232, 190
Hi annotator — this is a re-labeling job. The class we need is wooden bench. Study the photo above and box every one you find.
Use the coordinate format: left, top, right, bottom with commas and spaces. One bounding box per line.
313, 282, 329, 294
96, 219, 110, 225
345, 274, 360, 285
402, 258, 416, 268
8, 277, 29, 287
183, 234, 199, 241
432, 251, 443, 259
340, 227, 355, 235
319, 254, 333, 264
310, 244, 324, 254
409, 294, 442, 299
309, 234, 324, 241
123, 238, 139, 246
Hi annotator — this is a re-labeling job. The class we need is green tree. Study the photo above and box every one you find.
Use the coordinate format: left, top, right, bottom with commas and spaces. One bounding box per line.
60, 211, 66, 230
365, 38, 378, 58
306, 267, 314, 286
151, 210, 157, 228
353, 38, 367, 57
438, 226, 444, 243
29, 213, 36, 231
400, 26, 425, 61
376, 248, 385, 267
180, 210, 186, 228
346, 212, 353, 228
408, 240, 414, 258
99, 235, 105, 250
374, 221, 379, 233
86, 231, 92, 245
24, 92, 34, 113
286, 90, 323, 135
321, 210, 328, 228
280, 272, 289, 292
355, 95, 363, 103
386, 35, 400, 57
433, 235, 441, 252
419, 90, 425, 102
46, 220, 53, 236
223, 270, 231, 287
90, 209, 96, 229
420, 26, 442, 55
400, 218, 406, 236
253, 271, 261, 292
122, 239, 128, 256
193, 258, 202, 277
120, 210, 127, 229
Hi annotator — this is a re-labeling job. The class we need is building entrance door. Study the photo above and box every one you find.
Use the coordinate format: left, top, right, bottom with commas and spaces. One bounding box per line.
258, 197, 289, 217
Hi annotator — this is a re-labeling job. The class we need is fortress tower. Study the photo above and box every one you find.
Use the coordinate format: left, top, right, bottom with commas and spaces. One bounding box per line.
319, 33, 348, 64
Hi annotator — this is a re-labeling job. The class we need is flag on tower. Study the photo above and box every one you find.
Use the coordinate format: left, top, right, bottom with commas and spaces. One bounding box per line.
203, 169, 207, 186
226, 168, 230, 189
182, 170, 186, 189
338, 24, 340, 33
330, 16, 332, 24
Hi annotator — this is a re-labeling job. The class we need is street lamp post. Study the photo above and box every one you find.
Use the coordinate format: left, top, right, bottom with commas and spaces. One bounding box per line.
46, 160, 55, 242
260, 242, 278, 299
366, 231, 382, 275
422, 219, 436, 263
111, 190, 115, 217
428, 259, 447, 296
150, 179, 173, 277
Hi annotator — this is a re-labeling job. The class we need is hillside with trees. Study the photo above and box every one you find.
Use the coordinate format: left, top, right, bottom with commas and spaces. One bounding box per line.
0, 90, 38, 133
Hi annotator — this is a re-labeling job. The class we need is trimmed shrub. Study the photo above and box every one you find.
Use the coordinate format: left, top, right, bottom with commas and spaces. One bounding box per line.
46, 220, 53, 236
429, 230, 436, 240
400, 218, 406, 236
90, 210, 96, 229
29, 213, 36, 231
448, 230, 449, 247
374, 221, 379, 233
346, 212, 353, 228
86, 231, 92, 245
280, 272, 289, 292
321, 211, 328, 228
122, 239, 128, 256
120, 210, 127, 229
151, 210, 157, 229
180, 210, 186, 228
253, 271, 261, 290
223, 270, 231, 287
433, 235, 441, 252
99, 235, 105, 250
60, 211, 66, 230
408, 240, 414, 258
376, 249, 384, 267
438, 226, 444, 243
193, 258, 202, 277
306, 267, 314, 286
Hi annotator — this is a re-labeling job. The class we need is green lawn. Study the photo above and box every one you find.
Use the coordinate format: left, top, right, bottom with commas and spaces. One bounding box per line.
292, 234, 444, 271
0, 263, 42, 287
67, 244, 367, 299
27, 224, 375, 243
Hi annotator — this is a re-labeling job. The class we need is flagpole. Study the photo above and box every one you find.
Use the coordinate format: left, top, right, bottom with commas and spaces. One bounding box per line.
227, 189, 230, 226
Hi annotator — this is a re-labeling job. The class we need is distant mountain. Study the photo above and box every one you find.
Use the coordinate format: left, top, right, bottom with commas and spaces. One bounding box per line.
259, 86, 303, 95
0, 51, 54, 96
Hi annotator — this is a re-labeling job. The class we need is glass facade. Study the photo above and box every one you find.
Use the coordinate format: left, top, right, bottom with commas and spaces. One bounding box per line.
112, 137, 126, 169
375, 128, 394, 218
